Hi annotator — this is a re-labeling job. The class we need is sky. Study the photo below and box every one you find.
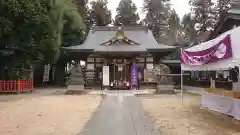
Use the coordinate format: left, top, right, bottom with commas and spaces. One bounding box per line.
89, 0, 191, 19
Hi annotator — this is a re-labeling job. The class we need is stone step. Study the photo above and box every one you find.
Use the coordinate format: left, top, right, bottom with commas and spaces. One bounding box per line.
70, 79, 83, 81
69, 67, 85, 86
71, 74, 83, 76
67, 85, 84, 90
71, 72, 83, 75
70, 76, 84, 79
69, 79, 84, 81
69, 81, 84, 84
70, 77, 84, 80
71, 76, 84, 79
70, 77, 84, 81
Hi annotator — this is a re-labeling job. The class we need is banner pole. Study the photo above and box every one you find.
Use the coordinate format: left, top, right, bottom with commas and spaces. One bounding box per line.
180, 47, 184, 104
181, 69, 183, 104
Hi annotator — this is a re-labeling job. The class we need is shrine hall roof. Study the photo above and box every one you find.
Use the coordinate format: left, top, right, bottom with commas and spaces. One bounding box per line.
64, 26, 176, 53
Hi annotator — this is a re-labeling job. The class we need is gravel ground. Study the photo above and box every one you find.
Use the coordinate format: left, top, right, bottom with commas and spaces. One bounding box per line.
0, 94, 101, 135
141, 94, 240, 135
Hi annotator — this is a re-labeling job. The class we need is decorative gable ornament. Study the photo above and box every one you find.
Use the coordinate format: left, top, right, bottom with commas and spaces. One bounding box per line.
101, 27, 140, 46
116, 27, 124, 40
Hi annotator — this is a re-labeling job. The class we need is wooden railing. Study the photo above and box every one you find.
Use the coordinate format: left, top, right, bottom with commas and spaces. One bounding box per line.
0, 80, 34, 93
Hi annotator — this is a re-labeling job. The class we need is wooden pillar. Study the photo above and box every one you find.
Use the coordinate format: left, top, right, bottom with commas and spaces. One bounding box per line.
84, 58, 88, 87
94, 57, 96, 84
152, 55, 158, 66
125, 59, 127, 81
113, 61, 115, 81
144, 56, 147, 69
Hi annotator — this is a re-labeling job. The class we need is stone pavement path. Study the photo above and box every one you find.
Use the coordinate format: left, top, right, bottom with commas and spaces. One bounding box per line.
79, 91, 159, 135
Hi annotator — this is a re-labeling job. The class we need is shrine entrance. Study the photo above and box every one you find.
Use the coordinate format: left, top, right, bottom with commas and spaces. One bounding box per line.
109, 58, 132, 90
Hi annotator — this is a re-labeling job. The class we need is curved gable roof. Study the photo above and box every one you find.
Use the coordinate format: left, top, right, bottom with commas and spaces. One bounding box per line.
64, 26, 176, 52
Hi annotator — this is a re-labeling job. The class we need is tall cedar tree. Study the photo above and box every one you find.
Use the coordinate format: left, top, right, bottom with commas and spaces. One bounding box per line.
89, 0, 112, 26
186, 0, 230, 44
143, 0, 171, 43
76, 0, 92, 30
189, 0, 216, 33
166, 9, 181, 45
181, 13, 198, 45
114, 0, 140, 26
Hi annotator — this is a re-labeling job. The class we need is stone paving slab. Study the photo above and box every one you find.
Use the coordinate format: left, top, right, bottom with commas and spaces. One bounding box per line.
87, 90, 156, 95
79, 92, 159, 135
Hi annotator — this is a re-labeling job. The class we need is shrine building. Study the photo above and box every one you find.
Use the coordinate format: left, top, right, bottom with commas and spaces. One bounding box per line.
64, 26, 176, 90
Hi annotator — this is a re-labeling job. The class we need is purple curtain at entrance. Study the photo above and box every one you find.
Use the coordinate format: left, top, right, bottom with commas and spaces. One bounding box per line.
181, 35, 233, 66
131, 64, 138, 87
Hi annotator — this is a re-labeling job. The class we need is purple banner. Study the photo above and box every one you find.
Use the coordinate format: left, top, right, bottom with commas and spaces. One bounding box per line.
131, 64, 138, 87
181, 35, 232, 66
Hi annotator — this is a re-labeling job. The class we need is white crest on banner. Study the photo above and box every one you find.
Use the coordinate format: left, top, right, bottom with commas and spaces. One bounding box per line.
215, 43, 227, 58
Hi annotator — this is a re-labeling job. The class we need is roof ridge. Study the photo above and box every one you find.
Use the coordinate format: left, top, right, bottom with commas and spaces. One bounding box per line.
91, 26, 148, 33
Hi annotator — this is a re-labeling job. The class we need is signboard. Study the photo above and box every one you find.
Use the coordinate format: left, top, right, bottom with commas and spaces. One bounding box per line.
43, 64, 51, 82
131, 64, 138, 87
102, 66, 109, 86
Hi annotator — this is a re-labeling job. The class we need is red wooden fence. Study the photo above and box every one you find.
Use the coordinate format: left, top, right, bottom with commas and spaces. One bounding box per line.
0, 80, 34, 93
